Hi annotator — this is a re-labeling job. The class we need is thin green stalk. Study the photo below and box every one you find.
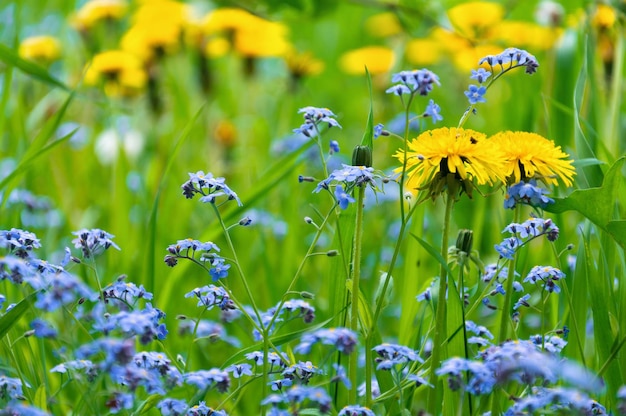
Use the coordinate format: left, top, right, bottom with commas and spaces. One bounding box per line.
497, 205, 522, 343
426, 194, 455, 416
458, 263, 473, 415
492, 206, 522, 415
349, 185, 366, 405
211, 204, 268, 400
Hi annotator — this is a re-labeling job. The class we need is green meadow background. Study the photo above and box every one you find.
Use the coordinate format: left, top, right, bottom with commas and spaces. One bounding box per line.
0, 0, 624, 414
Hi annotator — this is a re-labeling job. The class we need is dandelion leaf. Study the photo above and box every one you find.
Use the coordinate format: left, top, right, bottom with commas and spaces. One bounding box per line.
547, 157, 626, 249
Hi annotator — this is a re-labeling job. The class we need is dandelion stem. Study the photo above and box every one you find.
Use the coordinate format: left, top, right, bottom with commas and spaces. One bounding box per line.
426, 194, 455, 416
349, 185, 366, 405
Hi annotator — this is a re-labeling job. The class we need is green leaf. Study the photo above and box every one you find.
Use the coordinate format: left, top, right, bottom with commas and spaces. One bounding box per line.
0, 42, 69, 90
546, 157, 625, 249
409, 233, 455, 278
360, 68, 374, 151
134, 394, 163, 415
34, 384, 47, 411
0, 291, 38, 339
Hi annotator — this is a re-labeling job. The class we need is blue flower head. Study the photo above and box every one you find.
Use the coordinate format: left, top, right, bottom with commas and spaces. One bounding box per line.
388, 69, 441, 96
423, 99, 443, 123
464, 85, 487, 105
479, 47, 539, 74
334, 185, 355, 210
294, 106, 341, 138
181, 171, 242, 206
71, 228, 120, 258
505, 180, 554, 209
470, 68, 492, 83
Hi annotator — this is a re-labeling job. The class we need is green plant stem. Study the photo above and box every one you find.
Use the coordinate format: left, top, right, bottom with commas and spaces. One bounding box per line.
349, 185, 366, 405
211, 204, 268, 400
426, 194, 455, 416
491, 206, 522, 416
497, 205, 522, 343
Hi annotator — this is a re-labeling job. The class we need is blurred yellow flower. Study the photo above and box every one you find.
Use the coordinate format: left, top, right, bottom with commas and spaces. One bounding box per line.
234, 20, 290, 57
284, 49, 325, 78
490, 131, 575, 186
365, 12, 403, 38
70, 0, 128, 31
18, 35, 62, 62
450, 43, 502, 73
339, 46, 395, 75
201, 8, 289, 58
394, 127, 505, 199
592, 4, 616, 29
214, 120, 237, 147
405, 39, 441, 66
447, 1, 504, 40
121, 22, 181, 61
494, 21, 562, 50
202, 7, 259, 34
121, 0, 193, 61
204, 37, 231, 58
84, 50, 147, 97
430, 27, 471, 53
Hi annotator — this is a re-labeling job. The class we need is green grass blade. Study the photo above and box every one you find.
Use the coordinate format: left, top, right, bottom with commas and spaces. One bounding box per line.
0, 42, 69, 91
0, 291, 38, 339
145, 103, 206, 293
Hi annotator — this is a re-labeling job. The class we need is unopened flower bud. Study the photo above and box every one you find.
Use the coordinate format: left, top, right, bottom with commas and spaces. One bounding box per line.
300, 291, 315, 299
326, 250, 339, 257
351, 145, 372, 167
239, 217, 252, 226
455, 229, 473, 255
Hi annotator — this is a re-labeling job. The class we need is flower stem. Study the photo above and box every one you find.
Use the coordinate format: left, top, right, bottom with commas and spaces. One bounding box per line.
498, 205, 522, 343
426, 194, 455, 416
349, 185, 366, 405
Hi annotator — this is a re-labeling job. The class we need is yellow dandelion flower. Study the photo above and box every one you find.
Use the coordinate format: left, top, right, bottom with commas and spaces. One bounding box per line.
365, 12, 403, 38
592, 4, 616, 29
234, 20, 290, 57
284, 49, 325, 78
84, 50, 147, 97
121, 22, 181, 61
204, 37, 230, 57
339, 46, 395, 75
405, 39, 441, 66
447, 1, 504, 40
394, 127, 505, 199
494, 21, 562, 50
450, 44, 502, 73
18, 35, 62, 62
70, 0, 128, 31
429, 27, 472, 54
490, 131, 575, 186
201, 7, 259, 35
132, 0, 189, 26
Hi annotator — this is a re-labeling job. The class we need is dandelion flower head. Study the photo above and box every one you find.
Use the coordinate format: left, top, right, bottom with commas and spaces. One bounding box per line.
394, 127, 505, 199
490, 131, 575, 186
18, 36, 62, 62
339, 46, 395, 75
70, 0, 128, 31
